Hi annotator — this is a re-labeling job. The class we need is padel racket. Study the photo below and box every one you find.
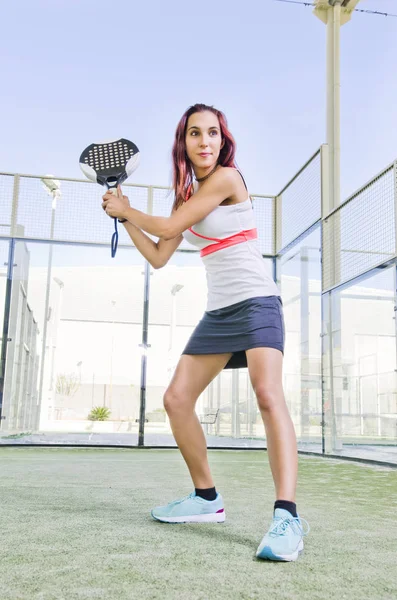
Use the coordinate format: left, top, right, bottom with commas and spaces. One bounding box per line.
79, 138, 140, 257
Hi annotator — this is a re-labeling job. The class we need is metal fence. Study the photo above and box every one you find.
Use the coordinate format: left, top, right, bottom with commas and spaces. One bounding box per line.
322, 162, 396, 292
275, 149, 322, 254
3, 152, 395, 274
0, 173, 275, 255
1, 149, 397, 461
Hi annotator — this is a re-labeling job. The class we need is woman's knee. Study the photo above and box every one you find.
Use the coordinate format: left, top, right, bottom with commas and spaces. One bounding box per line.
163, 386, 194, 416
254, 384, 284, 412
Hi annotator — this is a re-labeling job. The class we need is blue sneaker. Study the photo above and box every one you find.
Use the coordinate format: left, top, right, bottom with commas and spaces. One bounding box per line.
151, 492, 225, 523
256, 508, 310, 562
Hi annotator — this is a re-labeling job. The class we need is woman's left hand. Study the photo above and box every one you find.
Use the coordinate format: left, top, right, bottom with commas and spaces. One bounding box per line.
102, 186, 130, 220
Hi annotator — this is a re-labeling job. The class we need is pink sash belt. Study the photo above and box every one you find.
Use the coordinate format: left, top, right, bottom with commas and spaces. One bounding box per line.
188, 227, 258, 257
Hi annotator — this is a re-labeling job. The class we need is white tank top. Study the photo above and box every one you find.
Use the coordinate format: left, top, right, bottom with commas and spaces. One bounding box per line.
182, 186, 280, 311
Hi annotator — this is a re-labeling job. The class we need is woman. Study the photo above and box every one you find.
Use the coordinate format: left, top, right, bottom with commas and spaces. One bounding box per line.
102, 103, 309, 562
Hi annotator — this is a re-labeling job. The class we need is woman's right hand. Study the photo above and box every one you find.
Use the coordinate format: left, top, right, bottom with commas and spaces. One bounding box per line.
102, 186, 130, 219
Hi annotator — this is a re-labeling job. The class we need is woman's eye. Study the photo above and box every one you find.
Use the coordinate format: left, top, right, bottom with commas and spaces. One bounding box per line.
190, 130, 218, 136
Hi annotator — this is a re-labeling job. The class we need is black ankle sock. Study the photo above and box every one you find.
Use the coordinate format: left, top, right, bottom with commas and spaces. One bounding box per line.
274, 500, 297, 518
195, 487, 217, 501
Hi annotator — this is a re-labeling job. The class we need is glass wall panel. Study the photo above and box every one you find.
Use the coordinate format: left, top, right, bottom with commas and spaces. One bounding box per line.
201, 368, 266, 448
146, 252, 275, 448
199, 259, 276, 448
323, 265, 397, 463
0, 241, 144, 445
276, 226, 322, 452
1, 240, 42, 434
146, 251, 206, 446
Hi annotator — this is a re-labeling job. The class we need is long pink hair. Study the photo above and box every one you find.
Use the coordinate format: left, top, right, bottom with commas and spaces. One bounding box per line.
171, 104, 238, 210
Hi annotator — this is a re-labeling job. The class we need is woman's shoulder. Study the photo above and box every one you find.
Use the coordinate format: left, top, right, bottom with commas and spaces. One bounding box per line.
217, 166, 240, 179
216, 166, 248, 195
206, 166, 244, 191
194, 167, 247, 203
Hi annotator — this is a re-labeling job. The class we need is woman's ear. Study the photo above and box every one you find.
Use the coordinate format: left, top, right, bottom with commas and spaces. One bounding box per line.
221, 138, 225, 149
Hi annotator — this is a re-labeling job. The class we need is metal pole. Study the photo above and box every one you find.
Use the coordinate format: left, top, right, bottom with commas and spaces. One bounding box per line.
395, 161, 397, 259
109, 300, 116, 408
216, 375, 221, 436
300, 247, 310, 436
321, 145, 329, 454
394, 264, 397, 424
138, 187, 153, 447
326, 1, 343, 452
37, 201, 56, 411
325, 0, 342, 213
0, 174, 20, 425
138, 260, 150, 447
333, 1, 341, 210
394, 163, 397, 422
231, 370, 240, 439
321, 291, 326, 455
326, 14, 335, 210
315, 0, 361, 453
0, 239, 16, 425
376, 353, 381, 438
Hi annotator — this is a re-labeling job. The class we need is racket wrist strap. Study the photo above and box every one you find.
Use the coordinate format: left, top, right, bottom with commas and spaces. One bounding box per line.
118, 218, 127, 223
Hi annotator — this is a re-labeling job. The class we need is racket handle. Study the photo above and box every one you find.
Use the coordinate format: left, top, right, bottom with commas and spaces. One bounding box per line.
107, 185, 127, 223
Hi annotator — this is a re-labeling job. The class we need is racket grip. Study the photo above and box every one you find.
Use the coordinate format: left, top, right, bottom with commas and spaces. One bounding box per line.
108, 185, 127, 222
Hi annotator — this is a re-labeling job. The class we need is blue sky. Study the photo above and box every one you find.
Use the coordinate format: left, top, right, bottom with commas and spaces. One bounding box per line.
1, 0, 396, 200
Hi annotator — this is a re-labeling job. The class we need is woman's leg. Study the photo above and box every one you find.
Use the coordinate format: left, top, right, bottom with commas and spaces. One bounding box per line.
164, 353, 232, 489
246, 347, 297, 502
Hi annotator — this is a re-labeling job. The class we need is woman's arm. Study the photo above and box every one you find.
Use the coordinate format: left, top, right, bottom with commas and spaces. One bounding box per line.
121, 220, 183, 268
102, 190, 183, 268
103, 168, 239, 240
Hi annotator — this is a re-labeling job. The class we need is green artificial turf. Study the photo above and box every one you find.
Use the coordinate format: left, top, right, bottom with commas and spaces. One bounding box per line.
0, 447, 396, 600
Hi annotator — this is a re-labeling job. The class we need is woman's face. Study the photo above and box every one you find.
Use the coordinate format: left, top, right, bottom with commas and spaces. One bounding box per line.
185, 110, 224, 172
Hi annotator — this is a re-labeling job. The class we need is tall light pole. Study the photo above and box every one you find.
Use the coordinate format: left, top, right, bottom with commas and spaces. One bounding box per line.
38, 175, 61, 418
313, 1, 361, 452
109, 300, 116, 407
313, 0, 361, 212
168, 284, 184, 381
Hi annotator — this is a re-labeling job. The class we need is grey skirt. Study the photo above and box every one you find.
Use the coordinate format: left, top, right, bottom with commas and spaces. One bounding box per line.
182, 295, 285, 370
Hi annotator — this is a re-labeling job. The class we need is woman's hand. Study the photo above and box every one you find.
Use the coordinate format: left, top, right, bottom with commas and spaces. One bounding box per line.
102, 186, 130, 220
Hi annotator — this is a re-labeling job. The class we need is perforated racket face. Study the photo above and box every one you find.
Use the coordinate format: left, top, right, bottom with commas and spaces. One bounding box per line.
79, 138, 140, 188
